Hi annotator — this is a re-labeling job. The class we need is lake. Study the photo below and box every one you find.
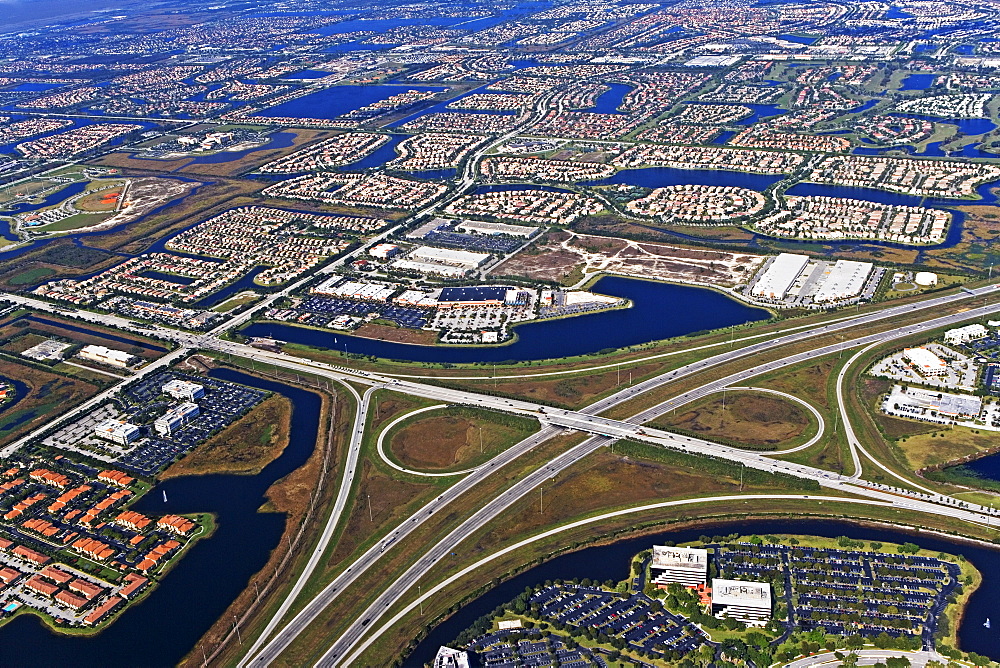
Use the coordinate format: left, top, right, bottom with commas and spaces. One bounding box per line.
0, 369, 321, 668
409, 518, 1000, 664
241, 275, 770, 364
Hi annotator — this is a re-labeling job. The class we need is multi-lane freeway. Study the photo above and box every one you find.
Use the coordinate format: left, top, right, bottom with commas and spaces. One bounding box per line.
2, 281, 999, 666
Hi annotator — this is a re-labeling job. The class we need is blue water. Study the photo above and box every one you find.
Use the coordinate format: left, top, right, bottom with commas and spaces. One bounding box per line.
193, 267, 272, 308
7, 83, 61, 92
385, 83, 514, 128
779, 33, 819, 45
955, 44, 975, 55
900, 73, 936, 91
713, 130, 737, 144
314, 16, 480, 35
851, 99, 879, 113
587, 166, 785, 191
888, 114, 995, 135
584, 82, 632, 115
0, 370, 320, 668
914, 43, 937, 54
683, 101, 786, 127
254, 85, 445, 120
886, 6, 913, 18
474, 184, 574, 195
409, 518, 1000, 664
786, 182, 925, 207
242, 276, 770, 363
408, 168, 457, 180
351, 134, 404, 170
737, 103, 787, 125
1, 181, 87, 214
0, 379, 32, 417
282, 69, 332, 80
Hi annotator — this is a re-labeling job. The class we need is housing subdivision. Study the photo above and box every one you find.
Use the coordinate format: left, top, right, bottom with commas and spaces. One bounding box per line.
0, 452, 198, 630
387, 133, 485, 171
480, 156, 615, 182
15, 124, 143, 160
443, 189, 601, 226
32, 207, 357, 327
625, 185, 768, 224
807, 155, 1000, 198
614, 144, 805, 175
257, 132, 390, 173
262, 172, 448, 209
758, 195, 950, 244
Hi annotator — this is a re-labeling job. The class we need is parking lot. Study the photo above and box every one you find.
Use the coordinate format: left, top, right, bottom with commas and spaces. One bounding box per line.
41, 372, 267, 476
527, 584, 706, 657
424, 229, 523, 255
870, 344, 979, 392
296, 296, 429, 329
713, 541, 959, 645
466, 629, 610, 668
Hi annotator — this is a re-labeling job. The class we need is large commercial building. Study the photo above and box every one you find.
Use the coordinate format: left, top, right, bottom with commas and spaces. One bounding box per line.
886, 386, 982, 419
94, 419, 140, 447
369, 243, 401, 260
750, 253, 810, 300
811, 260, 874, 303
433, 647, 471, 668
154, 402, 200, 437
455, 220, 538, 238
77, 345, 136, 369
711, 578, 772, 625
162, 379, 204, 402
944, 324, 989, 345
650, 545, 708, 588
903, 347, 948, 377
391, 246, 490, 278
311, 277, 396, 302
436, 286, 530, 308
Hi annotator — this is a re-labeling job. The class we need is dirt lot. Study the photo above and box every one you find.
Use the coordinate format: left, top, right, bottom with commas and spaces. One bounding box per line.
353, 323, 438, 346
492, 230, 764, 288
652, 391, 811, 449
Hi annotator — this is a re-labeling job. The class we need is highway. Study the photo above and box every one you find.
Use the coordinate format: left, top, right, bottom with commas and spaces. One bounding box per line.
238, 291, 1000, 666
237, 381, 370, 664
2, 282, 998, 665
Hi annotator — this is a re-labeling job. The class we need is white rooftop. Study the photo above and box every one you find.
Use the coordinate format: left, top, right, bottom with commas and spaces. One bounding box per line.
652, 545, 708, 571
711, 578, 772, 607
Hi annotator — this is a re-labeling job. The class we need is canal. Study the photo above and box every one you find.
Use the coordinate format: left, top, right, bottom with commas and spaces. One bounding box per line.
409, 518, 1000, 664
0, 369, 321, 668
241, 275, 771, 364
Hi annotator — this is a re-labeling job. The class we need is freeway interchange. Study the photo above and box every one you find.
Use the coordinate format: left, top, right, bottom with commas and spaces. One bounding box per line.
2, 281, 1000, 665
